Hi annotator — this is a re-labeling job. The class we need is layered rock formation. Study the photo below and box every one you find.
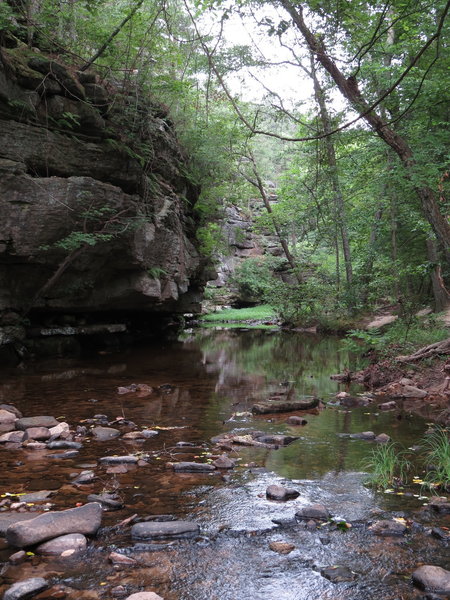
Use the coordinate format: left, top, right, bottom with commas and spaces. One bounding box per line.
0, 34, 207, 358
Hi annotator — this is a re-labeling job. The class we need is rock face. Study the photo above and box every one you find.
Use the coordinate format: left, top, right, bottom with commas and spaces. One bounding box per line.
6, 502, 102, 547
0, 38, 207, 360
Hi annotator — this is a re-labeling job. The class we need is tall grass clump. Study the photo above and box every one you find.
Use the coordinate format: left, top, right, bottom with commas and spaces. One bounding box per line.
363, 442, 411, 490
422, 427, 450, 492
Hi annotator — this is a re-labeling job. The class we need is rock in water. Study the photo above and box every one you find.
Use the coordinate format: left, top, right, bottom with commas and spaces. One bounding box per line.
131, 521, 199, 540
36, 533, 87, 555
92, 426, 121, 441
15, 417, 59, 430
412, 565, 450, 593
252, 397, 319, 414
3, 578, 48, 600
266, 485, 299, 501
295, 504, 330, 521
369, 520, 407, 537
172, 462, 216, 472
6, 502, 102, 547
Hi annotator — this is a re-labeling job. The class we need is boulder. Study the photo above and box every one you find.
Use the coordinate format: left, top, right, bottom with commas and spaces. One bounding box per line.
131, 521, 199, 540
266, 485, 299, 501
0, 404, 22, 418
0, 513, 42, 536
92, 426, 121, 441
412, 565, 450, 593
23, 427, 51, 441
172, 462, 216, 472
6, 502, 102, 547
375, 433, 391, 443
369, 520, 407, 536
36, 533, 87, 555
3, 577, 49, 600
16, 417, 59, 431
296, 504, 330, 521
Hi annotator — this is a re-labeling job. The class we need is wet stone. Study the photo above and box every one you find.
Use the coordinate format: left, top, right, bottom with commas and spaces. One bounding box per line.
48, 450, 79, 459
428, 497, 450, 514
109, 551, 137, 565
72, 470, 97, 485
36, 533, 87, 555
20, 491, 54, 503
92, 426, 120, 441
131, 520, 199, 540
9, 550, 26, 564
412, 565, 450, 593
6, 502, 102, 547
321, 565, 355, 583
375, 433, 391, 443
0, 409, 17, 423
369, 519, 407, 536
269, 541, 295, 554
0, 404, 22, 418
296, 504, 330, 521
0, 431, 25, 443
350, 431, 375, 440
87, 493, 123, 510
254, 434, 298, 446
16, 417, 59, 431
266, 485, 299, 501
99, 455, 138, 464
47, 441, 82, 450
48, 422, 70, 439
172, 462, 215, 472
23, 427, 51, 441
3, 577, 49, 600
212, 455, 235, 469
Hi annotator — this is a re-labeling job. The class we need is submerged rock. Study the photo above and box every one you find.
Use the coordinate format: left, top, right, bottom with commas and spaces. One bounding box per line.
375, 433, 391, 443
87, 493, 123, 510
369, 520, 407, 537
350, 431, 375, 440
99, 455, 138, 464
321, 565, 355, 583
92, 426, 121, 441
412, 565, 450, 593
212, 455, 235, 469
131, 521, 199, 540
286, 416, 308, 425
6, 502, 102, 547
3, 578, 49, 600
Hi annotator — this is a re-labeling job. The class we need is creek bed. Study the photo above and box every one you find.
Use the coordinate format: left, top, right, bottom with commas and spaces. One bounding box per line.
0, 329, 448, 600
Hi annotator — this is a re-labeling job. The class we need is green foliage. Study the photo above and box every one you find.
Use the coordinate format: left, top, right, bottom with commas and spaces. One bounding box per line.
363, 443, 412, 490
147, 266, 167, 279
421, 427, 450, 492
196, 222, 227, 257
201, 304, 276, 322
230, 256, 283, 301
342, 316, 449, 358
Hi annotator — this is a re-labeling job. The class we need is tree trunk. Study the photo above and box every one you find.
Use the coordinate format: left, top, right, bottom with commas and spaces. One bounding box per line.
310, 54, 353, 292
426, 238, 450, 311
279, 0, 450, 267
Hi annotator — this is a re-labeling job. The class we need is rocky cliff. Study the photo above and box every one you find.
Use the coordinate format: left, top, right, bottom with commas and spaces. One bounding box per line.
0, 34, 207, 360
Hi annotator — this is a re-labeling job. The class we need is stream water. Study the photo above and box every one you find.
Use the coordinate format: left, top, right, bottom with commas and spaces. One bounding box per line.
0, 328, 448, 600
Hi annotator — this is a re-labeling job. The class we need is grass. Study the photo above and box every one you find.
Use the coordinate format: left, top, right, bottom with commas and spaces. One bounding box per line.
422, 427, 450, 492
200, 304, 276, 323
363, 443, 411, 490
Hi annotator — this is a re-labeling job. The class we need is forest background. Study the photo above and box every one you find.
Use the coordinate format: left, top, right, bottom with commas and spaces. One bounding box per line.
2, 0, 450, 344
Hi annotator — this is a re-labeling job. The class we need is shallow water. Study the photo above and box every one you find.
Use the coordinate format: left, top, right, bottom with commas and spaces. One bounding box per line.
0, 329, 448, 600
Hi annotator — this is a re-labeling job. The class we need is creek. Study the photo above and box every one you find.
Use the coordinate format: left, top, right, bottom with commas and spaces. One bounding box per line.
0, 328, 448, 600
